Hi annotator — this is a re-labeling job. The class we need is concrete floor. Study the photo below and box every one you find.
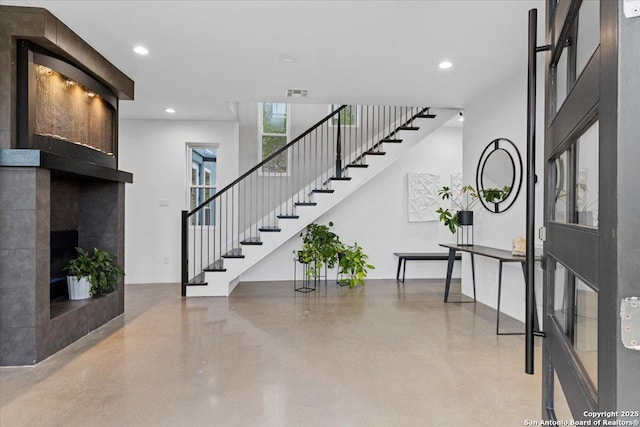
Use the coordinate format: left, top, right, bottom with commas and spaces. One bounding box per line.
0, 279, 542, 426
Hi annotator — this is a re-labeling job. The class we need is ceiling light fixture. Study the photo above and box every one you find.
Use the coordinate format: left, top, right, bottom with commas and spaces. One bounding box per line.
439, 61, 453, 70
458, 111, 464, 122
279, 54, 296, 64
133, 45, 149, 55
165, 107, 176, 114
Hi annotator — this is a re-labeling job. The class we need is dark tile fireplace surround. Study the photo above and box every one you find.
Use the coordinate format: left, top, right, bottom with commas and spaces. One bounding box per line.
0, 6, 134, 365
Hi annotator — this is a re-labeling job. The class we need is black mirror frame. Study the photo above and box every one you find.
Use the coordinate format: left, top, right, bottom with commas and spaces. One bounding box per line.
476, 138, 523, 213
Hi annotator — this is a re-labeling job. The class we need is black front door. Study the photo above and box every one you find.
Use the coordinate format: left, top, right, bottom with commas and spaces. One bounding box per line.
541, 0, 640, 422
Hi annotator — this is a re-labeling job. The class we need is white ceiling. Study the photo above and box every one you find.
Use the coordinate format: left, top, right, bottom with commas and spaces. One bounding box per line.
5, 0, 544, 121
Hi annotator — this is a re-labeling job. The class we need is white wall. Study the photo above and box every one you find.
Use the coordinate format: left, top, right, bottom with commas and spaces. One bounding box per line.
119, 120, 239, 284
240, 126, 463, 282
461, 65, 545, 323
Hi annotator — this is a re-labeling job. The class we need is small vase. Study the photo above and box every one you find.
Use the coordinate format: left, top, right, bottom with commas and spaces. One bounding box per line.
456, 211, 474, 246
67, 276, 91, 300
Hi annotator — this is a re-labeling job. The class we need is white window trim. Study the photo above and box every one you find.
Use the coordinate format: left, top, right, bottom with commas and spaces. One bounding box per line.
258, 102, 291, 177
185, 143, 219, 227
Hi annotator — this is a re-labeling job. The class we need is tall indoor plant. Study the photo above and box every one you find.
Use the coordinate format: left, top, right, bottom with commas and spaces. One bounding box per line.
436, 185, 479, 233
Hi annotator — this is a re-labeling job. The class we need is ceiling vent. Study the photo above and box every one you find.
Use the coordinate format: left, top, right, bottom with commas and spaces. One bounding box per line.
287, 89, 308, 98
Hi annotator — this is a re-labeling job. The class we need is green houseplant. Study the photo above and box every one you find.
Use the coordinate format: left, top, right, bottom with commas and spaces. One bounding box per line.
337, 243, 375, 288
63, 247, 94, 300
296, 222, 374, 288
298, 222, 343, 278
64, 247, 124, 298
436, 185, 480, 233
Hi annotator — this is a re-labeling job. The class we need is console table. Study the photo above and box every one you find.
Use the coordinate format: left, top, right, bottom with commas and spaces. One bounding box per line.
439, 243, 540, 335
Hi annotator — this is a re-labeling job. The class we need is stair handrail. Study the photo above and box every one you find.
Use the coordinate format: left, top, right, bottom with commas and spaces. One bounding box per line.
186, 105, 348, 218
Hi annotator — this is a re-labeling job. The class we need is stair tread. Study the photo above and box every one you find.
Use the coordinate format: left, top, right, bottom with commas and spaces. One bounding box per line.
347, 163, 369, 168
240, 237, 263, 245
259, 226, 281, 232
186, 280, 208, 286
330, 176, 352, 181
222, 249, 244, 258
203, 260, 226, 272
277, 214, 300, 219
398, 126, 420, 130
295, 202, 317, 206
365, 150, 386, 155
380, 138, 403, 143
312, 189, 335, 193
416, 113, 437, 119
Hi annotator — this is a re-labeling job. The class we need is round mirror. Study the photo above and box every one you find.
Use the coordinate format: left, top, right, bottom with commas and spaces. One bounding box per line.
476, 138, 522, 213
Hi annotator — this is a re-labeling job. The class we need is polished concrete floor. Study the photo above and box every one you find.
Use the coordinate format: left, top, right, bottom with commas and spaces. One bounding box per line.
0, 279, 542, 426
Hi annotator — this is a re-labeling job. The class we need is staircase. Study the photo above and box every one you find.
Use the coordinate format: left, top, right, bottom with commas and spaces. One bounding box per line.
182, 105, 456, 297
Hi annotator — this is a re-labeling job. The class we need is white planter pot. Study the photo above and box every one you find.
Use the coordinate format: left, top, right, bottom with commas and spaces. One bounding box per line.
67, 276, 92, 300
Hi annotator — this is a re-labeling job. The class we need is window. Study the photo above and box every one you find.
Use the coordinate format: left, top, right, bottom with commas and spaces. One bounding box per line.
189, 146, 217, 225
329, 104, 359, 127
259, 102, 290, 175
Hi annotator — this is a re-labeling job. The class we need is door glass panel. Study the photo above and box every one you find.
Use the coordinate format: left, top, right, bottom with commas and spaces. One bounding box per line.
576, 0, 600, 77
553, 261, 569, 333
553, 369, 573, 421
555, 46, 569, 114
574, 278, 598, 390
554, 150, 569, 223
575, 121, 599, 227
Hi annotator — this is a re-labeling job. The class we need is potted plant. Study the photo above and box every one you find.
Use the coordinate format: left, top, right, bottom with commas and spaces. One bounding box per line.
63, 247, 93, 300
64, 247, 124, 299
296, 222, 374, 287
337, 243, 375, 288
298, 222, 342, 279
436, 185, 479, 233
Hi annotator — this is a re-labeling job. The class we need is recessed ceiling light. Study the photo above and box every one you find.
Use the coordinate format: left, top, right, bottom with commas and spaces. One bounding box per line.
164, 107, 176, 114
133, 46, 149, 55
279, 54, 296, 64
439, 61, 453, 69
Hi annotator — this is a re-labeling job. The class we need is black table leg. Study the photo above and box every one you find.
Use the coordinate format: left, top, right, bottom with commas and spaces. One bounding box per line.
471, 253, 477, 302
444, 248, 456, 302
396, 257, 402, 281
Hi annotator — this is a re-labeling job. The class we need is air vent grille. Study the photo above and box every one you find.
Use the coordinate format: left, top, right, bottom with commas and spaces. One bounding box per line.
286, 89, 308, 98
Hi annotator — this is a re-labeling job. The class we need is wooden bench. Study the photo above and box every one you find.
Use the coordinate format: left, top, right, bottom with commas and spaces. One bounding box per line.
393, 252, 461, 283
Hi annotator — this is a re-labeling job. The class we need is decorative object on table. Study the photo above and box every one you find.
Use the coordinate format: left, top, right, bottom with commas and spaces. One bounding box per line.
295, 222, 374, 290
512, 237, 526, 256
476, 138, 523, 213
436, 185, 479, 246
407, 172, 440, 222
64, 247, 124, 299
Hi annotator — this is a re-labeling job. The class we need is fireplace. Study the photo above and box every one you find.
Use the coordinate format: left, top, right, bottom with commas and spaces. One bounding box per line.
0, 6, 134, 366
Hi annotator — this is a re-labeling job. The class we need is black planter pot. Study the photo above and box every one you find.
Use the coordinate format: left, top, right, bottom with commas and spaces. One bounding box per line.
457, 210, 474, 226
